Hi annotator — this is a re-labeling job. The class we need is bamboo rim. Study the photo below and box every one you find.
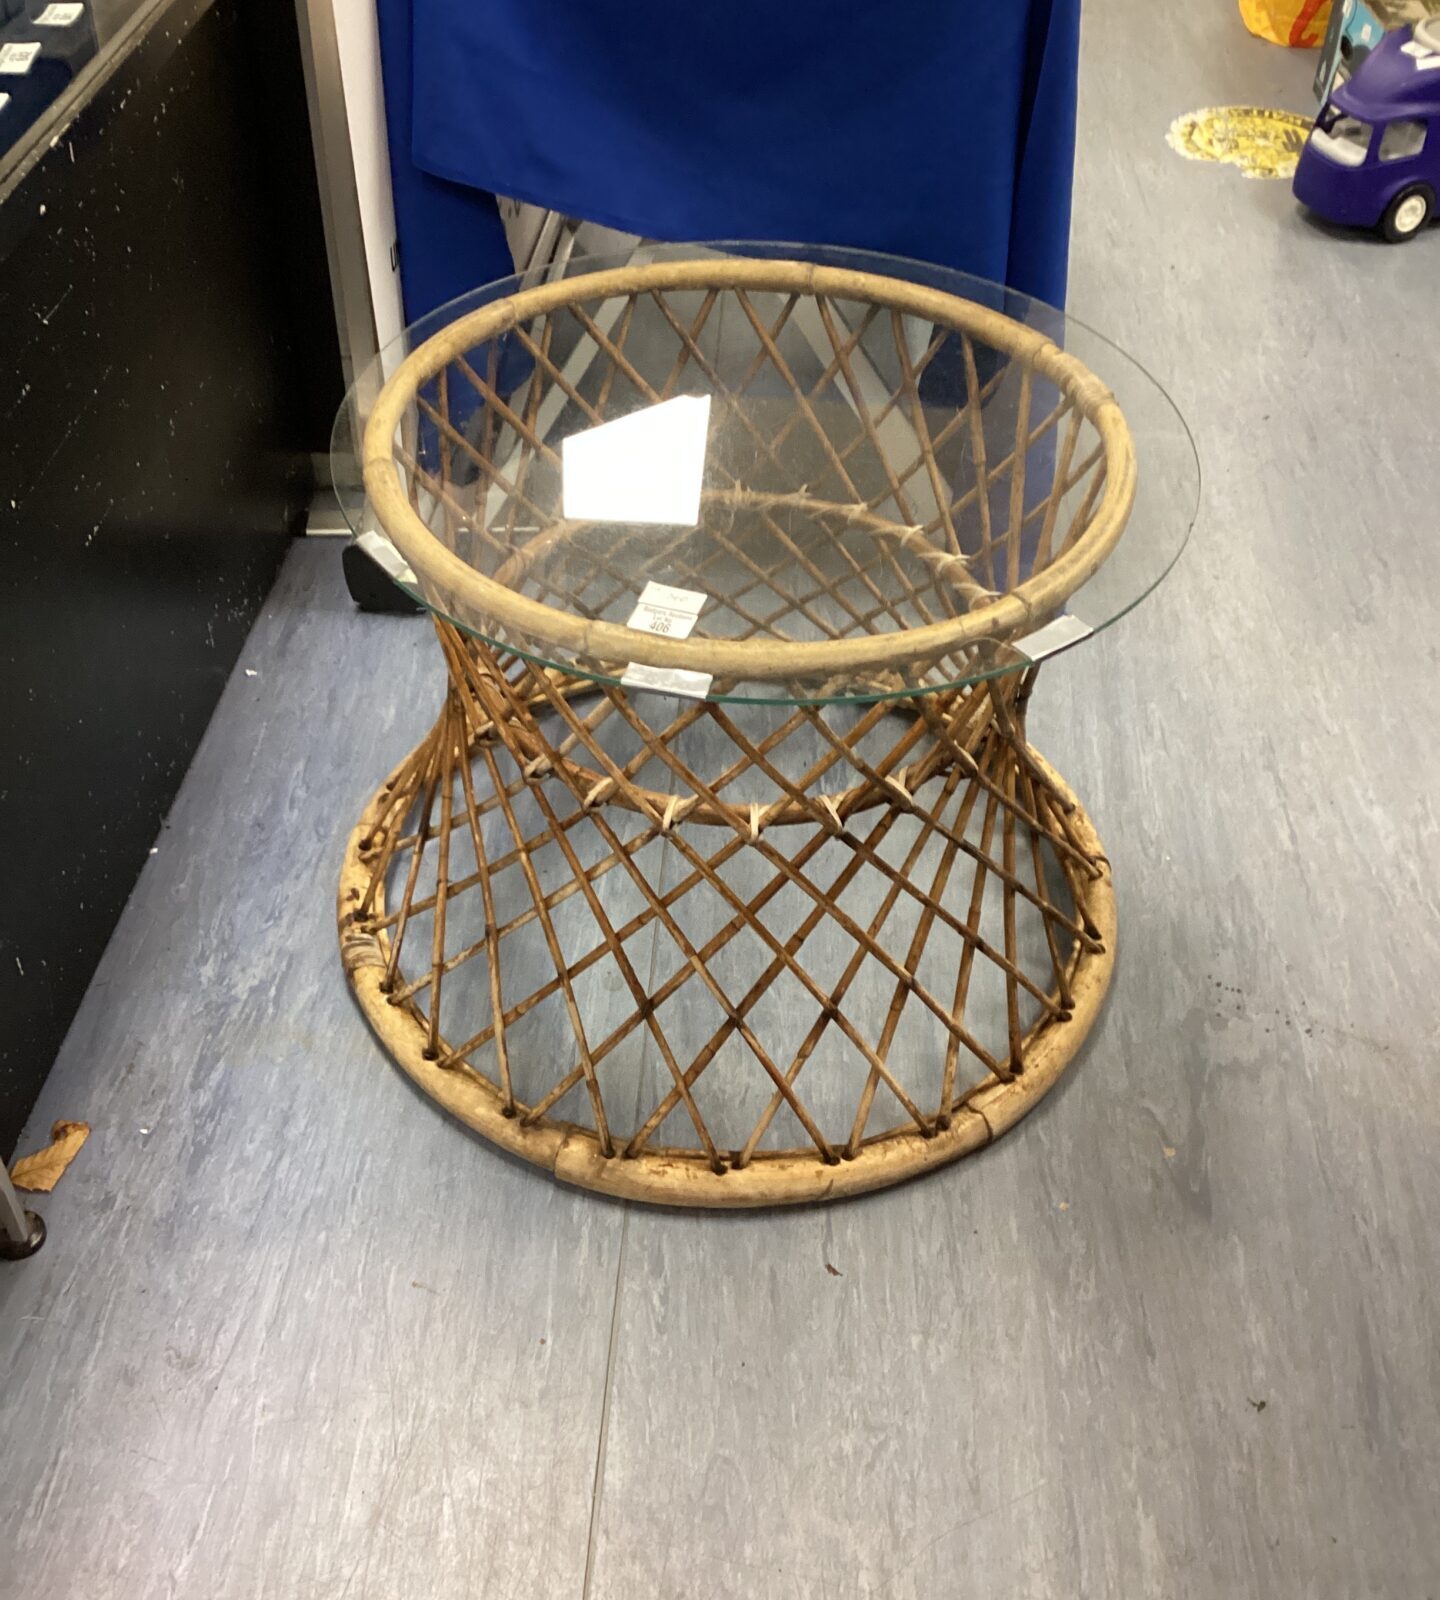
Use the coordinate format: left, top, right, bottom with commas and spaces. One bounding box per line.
361, 257, 1138, 687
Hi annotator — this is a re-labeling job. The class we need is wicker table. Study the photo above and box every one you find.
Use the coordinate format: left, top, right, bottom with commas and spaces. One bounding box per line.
333, 246, 1197, 1208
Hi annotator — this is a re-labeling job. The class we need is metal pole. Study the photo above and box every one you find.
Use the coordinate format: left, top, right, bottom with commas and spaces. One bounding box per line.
292, 0, 381, 394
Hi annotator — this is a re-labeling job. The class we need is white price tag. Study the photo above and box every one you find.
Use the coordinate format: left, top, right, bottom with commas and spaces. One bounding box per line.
625, 580, 706, 640
620, 582, 711, 697
0, 42, 42, 73
35, 4, 84, 23
619, 663, 714, 701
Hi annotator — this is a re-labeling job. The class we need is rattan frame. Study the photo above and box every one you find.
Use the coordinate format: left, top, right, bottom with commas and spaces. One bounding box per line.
340, 257, 1133, 1207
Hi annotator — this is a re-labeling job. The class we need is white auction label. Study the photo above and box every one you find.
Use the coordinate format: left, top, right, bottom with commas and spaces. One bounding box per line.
35, 3, 84, 23
625, 579, 706, 640
0, 42, 42, 73
620, 581, 711, 696
619, 662, 714, 701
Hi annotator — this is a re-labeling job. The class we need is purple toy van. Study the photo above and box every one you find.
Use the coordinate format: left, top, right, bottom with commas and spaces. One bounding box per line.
1294, 16, 1440, 239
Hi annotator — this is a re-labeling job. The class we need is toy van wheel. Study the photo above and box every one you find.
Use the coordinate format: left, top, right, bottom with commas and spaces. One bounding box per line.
1382, 185, 1434, 242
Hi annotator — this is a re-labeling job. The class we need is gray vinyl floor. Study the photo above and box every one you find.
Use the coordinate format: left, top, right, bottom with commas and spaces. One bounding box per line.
6, 2, 1440, 1595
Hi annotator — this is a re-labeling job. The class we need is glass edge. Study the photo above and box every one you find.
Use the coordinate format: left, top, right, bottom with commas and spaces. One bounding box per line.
388, 581, 1104, 708
333, 239, 1203, 693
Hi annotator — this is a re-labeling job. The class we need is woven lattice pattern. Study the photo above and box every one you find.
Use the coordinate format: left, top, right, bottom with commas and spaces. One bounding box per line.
341, 626, 1106, 1174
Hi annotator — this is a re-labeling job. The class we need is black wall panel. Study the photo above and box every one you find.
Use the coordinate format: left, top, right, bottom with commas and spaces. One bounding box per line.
0, 0, 341, 1152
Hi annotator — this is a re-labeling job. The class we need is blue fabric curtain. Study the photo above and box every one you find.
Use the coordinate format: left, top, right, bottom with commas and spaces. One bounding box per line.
376, 0, 514, 326
377, 0, 1080, 325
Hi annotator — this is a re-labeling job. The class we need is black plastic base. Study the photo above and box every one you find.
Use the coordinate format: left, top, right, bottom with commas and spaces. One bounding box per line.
343, 544, 425, 615
0, 1209, 46, 1260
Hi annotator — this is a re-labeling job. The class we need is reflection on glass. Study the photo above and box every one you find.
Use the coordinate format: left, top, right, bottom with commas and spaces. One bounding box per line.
561, 395, 711, 526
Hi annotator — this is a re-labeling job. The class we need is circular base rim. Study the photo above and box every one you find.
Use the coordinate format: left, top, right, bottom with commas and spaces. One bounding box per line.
338, 749, 1115, 1209
0, 1209, 46, 1260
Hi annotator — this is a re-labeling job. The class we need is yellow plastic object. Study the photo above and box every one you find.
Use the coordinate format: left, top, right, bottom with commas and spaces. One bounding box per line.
1239, 0, 1332, 45
1167, 106, 1314, 179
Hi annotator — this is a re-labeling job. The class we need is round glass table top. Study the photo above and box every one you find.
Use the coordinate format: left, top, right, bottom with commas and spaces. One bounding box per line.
332, 243, 1199, 706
